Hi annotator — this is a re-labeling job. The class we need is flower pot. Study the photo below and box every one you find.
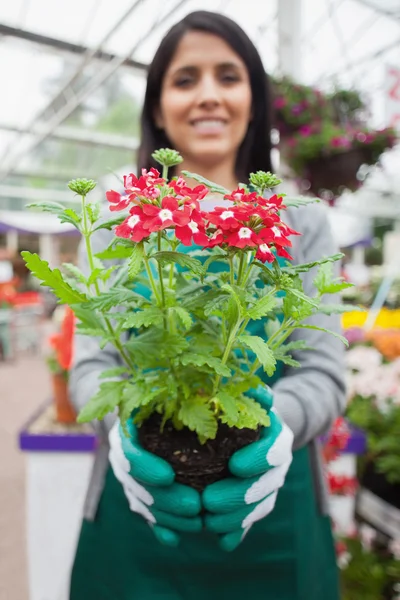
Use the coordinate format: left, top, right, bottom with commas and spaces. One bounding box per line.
51, 373, 76, 424
304, 147, 368, 196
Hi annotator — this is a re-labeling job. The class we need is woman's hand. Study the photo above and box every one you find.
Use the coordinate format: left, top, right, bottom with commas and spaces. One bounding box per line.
109, 418, 202, 547
202, 386, 294, 552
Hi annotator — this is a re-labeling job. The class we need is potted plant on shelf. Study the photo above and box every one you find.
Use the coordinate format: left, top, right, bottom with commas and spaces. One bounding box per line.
47, 305, 76, 424
345, 343, 400, 509
21, 148, 351, 490
285, 123, 397, 197
271, 76, 333, 138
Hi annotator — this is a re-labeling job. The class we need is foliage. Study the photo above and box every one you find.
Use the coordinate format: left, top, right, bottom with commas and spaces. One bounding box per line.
285, 122, 397, 175
339, 535, 400, 600
345, 344, 400, 484
22, 149, 349, 442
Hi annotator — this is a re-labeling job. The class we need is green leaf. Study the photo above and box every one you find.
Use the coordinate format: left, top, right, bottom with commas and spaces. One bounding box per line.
128, 244, 144, 279
99, 367, 129, 379
239, 334, 276, 377
295, 324, 349, 346
73, 306, 105, 331
93, 215, 126, 232
203, 292, 230, 317
283, 195, 320, 207
169, 306, 192, 330
314, 303, 365, 315
281, 253, 343, 275
181, 171, 229, 196
282, 292, 315, 321
216, 391, 239, 426
124, 307, 164, 329
77, 380, 126, 423
203, 253, 228, 274
26, 201, 66, 214
153, 251, 205, 279
21, 252, 88, 304
96, 245, 135, 260
86, 203, 100, 224
59, 208, 81, 228
178, 397, 218, 441
62, 263, 87, 284
313, 262, 353, 295
87, 267, 117, 286
87, 287, 141, 311
236, 395, 270, 429
246, 291, 277, 320
273, 353, 301, 368
178, 353, 231, 377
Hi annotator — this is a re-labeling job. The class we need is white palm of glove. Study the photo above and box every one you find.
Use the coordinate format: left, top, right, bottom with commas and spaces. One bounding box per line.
108, 418, 203, 547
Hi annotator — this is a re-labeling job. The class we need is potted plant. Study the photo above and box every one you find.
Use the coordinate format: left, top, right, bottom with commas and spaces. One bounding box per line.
285, 123, 397, 197
271, 77, 333, 138
345, 343, 400, 508
338, 532, 400, 599
328, 88, 368, 127
21, 149, 351, 490
47, 305, 76, 423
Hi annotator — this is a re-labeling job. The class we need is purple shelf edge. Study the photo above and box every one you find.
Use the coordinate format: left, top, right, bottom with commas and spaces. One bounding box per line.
320, 423, 366, 455
18, 400, 97, 453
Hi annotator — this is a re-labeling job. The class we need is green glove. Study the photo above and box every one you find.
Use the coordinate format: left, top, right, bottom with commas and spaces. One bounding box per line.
109, 418, 202, 547
202, 386, 294, 551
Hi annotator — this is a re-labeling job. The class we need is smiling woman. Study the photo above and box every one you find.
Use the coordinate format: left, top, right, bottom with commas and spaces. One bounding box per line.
69, 10, 345, 600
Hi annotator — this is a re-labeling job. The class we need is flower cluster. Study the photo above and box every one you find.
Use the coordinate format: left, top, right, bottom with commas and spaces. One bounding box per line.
327, 473, 358, 496
107, 169, 299, 263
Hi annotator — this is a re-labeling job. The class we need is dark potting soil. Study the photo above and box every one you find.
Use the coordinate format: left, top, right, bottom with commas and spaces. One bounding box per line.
138, 414, 260, 491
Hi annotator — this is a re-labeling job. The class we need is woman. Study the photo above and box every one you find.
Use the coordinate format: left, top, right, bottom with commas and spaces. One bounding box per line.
70, 10, 345, 599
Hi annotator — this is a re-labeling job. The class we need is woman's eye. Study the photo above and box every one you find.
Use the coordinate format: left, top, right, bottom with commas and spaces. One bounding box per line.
174, 76, 195, 87
220, 73, 240, 83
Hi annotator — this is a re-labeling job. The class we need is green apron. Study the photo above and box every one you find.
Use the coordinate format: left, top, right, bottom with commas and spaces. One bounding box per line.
70, 254, 340, 599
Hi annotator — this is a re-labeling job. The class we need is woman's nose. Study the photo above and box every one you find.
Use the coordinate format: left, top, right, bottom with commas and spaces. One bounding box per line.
196, 75, 222, 107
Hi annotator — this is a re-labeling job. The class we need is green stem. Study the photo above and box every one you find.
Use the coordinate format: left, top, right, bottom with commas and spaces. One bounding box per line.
212, 317, 242, 395
236, 253, 245, 286
81, 195, 135, 371
228, 256, 234, 286
241, 253, 256, 287
142, 249, 161, 305
157, 232, 168, 330
162, 165, 169, 180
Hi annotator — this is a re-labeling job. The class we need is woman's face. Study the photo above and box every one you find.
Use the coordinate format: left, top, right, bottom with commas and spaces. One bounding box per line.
157, 31, 252, 169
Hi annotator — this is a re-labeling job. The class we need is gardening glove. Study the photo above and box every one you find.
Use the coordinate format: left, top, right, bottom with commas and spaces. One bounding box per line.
109, 418, 202, 547
202, 385, 294, 552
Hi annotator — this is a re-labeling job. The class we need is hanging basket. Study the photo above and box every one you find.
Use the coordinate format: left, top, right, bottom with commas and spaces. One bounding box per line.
303, 147, 369, 196
51, 373, 76, 424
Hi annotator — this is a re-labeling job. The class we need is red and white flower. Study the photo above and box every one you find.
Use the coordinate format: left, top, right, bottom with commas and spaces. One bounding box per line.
255, 243, 275, 263
175, 212, 208, 246
106, 190, 131, 212
226, 226, 259, 249
115, 207, 149, 242
142, 197, 190, 232
206, 205, 251, 230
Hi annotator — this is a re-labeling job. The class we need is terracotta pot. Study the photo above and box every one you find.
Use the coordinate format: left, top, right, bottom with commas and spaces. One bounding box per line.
304, 147, 369, 196
51, 373, 76, 424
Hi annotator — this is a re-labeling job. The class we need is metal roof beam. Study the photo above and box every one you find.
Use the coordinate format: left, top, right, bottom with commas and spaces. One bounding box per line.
0, 24, 148, 72
0, 122, 138, 151
354, 0, 400, 20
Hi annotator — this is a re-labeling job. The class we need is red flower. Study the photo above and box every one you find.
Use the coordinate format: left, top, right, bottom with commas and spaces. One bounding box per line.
169, 177, 208, 202
175, 212, 208, 246
224, 188, 259, 204
124, 168, 164, 199
275, 246, 293, 261
327, 473, 358, 496
255, 243, 275, 263
206, 228, 224, 248
106, 190, 131, 212
115, 207, 149, 242
142, 197, 190, 232
206, 206, 251, 230
226, 226, 259, 249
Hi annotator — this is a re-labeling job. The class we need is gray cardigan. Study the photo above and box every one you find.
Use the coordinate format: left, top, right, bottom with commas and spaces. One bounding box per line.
70, 202, 346, 521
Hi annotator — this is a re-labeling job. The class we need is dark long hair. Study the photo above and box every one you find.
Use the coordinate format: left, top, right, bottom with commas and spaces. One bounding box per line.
137, 10, 273, 181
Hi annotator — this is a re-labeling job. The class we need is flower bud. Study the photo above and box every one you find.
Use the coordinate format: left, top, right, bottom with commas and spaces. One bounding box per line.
68, 179, 97, 196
